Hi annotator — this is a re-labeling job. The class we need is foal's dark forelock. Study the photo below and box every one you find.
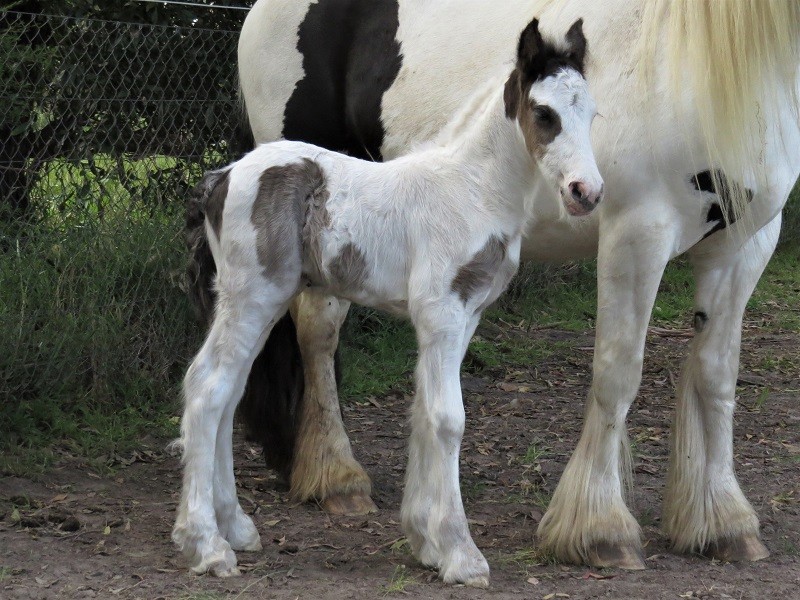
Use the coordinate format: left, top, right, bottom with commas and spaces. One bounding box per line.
504, 19, 584, 152
283, 0, 403, 160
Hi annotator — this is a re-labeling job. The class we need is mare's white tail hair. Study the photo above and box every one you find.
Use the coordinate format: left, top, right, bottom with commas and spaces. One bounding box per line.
638, 0, 800, 223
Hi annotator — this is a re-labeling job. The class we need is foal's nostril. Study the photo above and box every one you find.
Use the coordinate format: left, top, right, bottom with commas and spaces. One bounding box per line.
569, 181, 586, 202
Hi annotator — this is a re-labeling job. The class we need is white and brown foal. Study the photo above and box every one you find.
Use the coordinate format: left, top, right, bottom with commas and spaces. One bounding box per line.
172, 19, 601, 587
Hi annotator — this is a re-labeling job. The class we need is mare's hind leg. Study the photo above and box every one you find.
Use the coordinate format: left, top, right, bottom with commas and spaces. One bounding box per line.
289, 289, 376, 515
664, 214, 780, 561
538, 203, 676, 569
173, 285, 294, 576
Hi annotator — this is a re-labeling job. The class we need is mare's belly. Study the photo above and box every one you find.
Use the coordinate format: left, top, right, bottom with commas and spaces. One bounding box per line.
521, 216, 600, 263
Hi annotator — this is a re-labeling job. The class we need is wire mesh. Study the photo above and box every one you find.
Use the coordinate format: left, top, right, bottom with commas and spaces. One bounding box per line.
0, 11, 246, 441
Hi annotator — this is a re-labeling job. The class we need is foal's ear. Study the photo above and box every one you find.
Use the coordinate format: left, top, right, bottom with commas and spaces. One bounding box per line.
565, 18, 587, 72
517, 18, 544, 72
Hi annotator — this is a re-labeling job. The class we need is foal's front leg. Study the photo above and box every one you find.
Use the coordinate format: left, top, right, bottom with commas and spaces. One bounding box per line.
402, 303, 489, 587
664, 215, 780, 561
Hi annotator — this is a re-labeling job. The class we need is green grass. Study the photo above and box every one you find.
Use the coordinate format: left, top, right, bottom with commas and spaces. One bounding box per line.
382, 564, 417, 595
498, 547, 559, 571
340, 309, 416, 400
522, 442, 548, 465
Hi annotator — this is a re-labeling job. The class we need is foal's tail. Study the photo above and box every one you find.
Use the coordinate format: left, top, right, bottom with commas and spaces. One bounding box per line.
185, 171, 221, 323
184, 107, 308, 480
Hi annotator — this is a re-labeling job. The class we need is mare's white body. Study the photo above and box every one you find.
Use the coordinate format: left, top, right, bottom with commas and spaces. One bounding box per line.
237, 0, 800, 568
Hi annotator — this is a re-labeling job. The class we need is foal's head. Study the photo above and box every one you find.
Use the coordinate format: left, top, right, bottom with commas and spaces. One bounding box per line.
504, 18, 603, 216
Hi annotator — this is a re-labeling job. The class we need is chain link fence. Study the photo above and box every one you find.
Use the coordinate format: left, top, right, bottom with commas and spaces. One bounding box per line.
1, 10, 248, 456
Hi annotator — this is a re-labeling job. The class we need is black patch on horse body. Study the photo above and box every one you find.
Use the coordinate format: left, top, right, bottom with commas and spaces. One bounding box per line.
693, 311, 708, 333
690, 169, 754, 239
283, 0, 402, 160
251, 159, 327, 281
187, 168, 230, 242
205, 170, 230, 240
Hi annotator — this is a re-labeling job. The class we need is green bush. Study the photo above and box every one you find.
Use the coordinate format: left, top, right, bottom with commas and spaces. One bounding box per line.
0, 175, 202, 470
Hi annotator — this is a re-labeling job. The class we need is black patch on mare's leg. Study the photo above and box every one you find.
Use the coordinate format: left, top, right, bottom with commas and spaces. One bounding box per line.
691, 170, 754, 240
238, 313, 304, 480
693, 311, 708, 333
238, 313, 344, 481
283, 0, 402, 160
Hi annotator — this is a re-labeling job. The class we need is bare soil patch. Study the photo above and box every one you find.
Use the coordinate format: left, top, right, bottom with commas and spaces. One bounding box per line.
2, 325, 799, 599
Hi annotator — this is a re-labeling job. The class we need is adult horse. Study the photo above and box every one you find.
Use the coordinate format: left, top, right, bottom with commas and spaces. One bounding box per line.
188, 0, 800, 570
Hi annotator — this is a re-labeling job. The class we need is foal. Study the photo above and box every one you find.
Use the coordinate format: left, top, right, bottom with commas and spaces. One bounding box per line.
173, 19, 602, 587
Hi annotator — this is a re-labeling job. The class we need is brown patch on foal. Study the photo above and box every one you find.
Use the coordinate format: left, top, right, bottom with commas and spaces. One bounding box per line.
504, 70, 562, 158
451, 235, 507, 304
328, 242, 369, 290
251, 159, 327, 280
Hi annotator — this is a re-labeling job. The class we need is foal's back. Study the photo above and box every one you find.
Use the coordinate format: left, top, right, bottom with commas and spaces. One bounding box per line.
213, 140, 485, 312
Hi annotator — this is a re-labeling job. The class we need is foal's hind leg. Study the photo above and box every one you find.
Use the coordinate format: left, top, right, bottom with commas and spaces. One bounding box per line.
664, 215, 780, 561
173, 286, 294, 576
214, 398, 261, 552
289, 289, 377, 515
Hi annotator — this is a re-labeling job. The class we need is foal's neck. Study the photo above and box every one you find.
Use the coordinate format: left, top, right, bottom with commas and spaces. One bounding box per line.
444, 80, 539, 218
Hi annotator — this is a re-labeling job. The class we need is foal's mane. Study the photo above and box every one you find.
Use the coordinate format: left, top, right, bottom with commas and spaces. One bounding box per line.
431, 72, 509, 149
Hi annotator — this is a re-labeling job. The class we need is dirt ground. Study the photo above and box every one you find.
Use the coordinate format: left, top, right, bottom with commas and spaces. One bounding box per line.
2, 323, 799, 600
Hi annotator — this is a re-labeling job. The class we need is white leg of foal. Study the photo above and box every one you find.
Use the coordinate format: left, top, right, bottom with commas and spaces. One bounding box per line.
213, 399, 261, 552
538, 209, 676, 569
664, 215, 780, 561
402, 306, 489, 588
289, 289, 376, 515
173, 292, 289, 576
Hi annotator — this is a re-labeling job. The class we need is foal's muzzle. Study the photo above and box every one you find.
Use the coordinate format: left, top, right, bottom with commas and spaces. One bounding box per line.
562, 180, 603, 216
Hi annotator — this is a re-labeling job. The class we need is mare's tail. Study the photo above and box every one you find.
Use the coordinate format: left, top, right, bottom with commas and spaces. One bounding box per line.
184, 104, 314, 480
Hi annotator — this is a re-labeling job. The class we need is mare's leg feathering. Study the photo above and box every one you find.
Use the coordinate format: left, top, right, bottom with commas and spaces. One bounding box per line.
664, 214, 780, 561
289, 289, 377, 515
538, 202, 677, 569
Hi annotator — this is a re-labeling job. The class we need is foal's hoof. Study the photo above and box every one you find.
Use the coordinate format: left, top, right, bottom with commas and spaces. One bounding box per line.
321, 493, 378, 516
705, 535, 769, 563
587, 542, 647, 570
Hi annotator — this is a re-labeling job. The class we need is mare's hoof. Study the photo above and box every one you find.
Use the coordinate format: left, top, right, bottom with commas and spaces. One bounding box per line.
705, 535, 769, 562
321, 493, 378, 516
587, 542, 647, 570
462, 574, 490, 589
440, 544, 490, 588
211, 564, 241, 578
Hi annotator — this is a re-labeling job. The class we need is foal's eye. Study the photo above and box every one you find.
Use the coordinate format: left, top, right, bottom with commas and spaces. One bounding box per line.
533, 105, 556, 126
